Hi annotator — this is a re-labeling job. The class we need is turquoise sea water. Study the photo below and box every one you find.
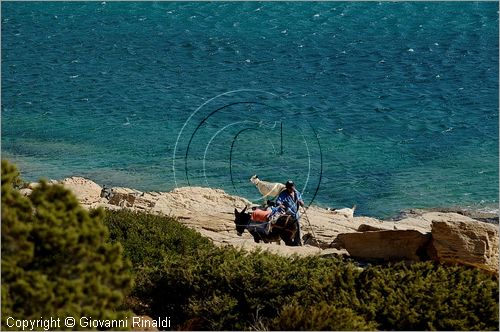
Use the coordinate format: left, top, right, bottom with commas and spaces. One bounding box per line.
2, 2, 498, 218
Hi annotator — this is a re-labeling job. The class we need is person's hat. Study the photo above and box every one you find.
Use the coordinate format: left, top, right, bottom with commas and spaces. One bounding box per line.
285, 180, 295, 188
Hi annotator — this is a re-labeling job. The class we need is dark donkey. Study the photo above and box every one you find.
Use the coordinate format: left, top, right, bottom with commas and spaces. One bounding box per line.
234, 206, 299, 246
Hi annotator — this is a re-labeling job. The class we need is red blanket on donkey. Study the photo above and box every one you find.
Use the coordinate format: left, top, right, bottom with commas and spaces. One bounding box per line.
252, 209, 271, 222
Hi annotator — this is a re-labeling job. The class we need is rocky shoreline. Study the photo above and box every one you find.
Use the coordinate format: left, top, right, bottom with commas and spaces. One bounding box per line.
21, 176, 499, 274
392, 207, 499, 225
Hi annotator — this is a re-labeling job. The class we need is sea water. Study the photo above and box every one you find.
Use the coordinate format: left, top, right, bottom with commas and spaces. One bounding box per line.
2, 2, 498, 218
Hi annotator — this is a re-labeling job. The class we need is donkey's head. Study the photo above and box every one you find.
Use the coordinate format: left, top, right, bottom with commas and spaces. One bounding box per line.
234, 206, 250, 236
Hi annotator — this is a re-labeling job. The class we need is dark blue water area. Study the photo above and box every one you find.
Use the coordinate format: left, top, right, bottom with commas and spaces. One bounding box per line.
2, 1, 498, 218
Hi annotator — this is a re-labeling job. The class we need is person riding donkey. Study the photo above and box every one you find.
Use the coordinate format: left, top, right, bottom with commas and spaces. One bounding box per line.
275, 180, 304, 246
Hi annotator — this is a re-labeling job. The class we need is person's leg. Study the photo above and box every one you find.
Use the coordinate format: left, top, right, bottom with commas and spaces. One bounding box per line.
294, 219, 302, 246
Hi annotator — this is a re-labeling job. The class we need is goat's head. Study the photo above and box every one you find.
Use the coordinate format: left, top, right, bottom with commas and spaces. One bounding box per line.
250, 175, 259, 184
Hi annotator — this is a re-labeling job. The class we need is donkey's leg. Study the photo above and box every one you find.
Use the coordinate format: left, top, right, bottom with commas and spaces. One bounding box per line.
249, 230, 261, 243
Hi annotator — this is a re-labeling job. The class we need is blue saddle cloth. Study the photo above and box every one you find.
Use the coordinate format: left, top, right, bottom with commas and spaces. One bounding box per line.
247, 221, 271, 236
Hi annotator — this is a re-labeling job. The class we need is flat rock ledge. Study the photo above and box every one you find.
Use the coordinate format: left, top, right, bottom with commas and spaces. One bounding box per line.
20, 177, 499, 273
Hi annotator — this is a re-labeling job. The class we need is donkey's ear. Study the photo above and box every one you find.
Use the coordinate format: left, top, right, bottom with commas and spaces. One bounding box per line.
234, 208, 239, 216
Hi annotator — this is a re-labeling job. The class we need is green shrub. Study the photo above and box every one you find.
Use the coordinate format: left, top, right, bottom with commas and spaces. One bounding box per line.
357, 262, 499, 331
271, 301, 376, 331
1, 160, 132, 330
103, 209, 499, 331
132, 246, 366, 330
102, 209, 218, 323
102, 209, 213, 270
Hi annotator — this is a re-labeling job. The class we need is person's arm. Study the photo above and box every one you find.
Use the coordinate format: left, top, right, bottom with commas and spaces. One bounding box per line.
297, 191, 304, 207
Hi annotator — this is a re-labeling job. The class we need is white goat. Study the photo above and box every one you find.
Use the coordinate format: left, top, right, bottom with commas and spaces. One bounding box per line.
327, 205, 357, 219
250, 175, 285, 202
